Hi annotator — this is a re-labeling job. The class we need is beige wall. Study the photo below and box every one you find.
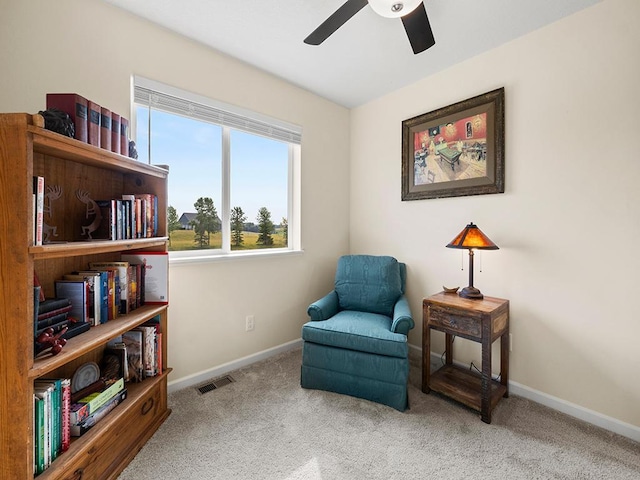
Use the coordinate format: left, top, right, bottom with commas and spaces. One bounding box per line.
0, 0, 350, 380
350, 0, 640, 428
3, 0, 638, 432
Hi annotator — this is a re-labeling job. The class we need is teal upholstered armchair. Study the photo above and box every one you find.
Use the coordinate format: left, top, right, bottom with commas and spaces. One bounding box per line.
300, 255, 414, 411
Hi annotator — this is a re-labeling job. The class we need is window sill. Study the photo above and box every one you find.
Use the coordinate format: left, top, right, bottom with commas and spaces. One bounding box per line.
169, 248, 304, 266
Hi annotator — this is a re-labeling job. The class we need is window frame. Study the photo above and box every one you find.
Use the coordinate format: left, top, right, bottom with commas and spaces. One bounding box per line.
132, 76, 302, 262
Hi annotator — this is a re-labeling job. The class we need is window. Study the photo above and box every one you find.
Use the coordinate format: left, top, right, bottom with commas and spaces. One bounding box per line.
133, 77, 301, 258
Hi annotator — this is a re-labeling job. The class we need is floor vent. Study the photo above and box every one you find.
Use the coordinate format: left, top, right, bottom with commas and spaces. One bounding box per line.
196, 375, 235, 394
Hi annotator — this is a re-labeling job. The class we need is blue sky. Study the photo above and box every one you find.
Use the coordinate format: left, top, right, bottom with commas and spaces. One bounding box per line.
136, 107, 288, 223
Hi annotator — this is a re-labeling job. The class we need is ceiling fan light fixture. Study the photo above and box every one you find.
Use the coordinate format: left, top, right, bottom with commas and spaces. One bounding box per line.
368, 0, 422, 18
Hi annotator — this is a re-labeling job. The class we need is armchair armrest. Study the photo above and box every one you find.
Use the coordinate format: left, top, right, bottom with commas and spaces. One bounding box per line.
307, 291, 339, 321
391, 295, 414, 334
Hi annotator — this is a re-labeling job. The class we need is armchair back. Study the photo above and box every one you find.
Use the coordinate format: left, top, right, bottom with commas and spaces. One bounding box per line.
334, 255, 404, 317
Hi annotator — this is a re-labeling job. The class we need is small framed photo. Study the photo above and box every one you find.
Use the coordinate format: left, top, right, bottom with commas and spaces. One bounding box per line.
401, 88, 505, 201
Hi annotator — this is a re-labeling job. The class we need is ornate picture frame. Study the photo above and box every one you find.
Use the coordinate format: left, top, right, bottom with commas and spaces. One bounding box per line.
401, 88, 505, 201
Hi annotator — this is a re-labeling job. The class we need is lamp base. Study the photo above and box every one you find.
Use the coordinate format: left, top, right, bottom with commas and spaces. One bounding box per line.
458, 286, 484, 300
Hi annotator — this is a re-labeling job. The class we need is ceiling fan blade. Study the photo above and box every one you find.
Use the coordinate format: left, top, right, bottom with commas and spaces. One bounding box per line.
401, 3, 436, 54
304, 0, 368, 45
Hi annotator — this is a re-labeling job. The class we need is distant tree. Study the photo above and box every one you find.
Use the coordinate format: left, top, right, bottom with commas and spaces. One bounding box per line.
190, 197, 219, 248
256, 207, 274, 246
281, 217, 288, 245
243, 222, 259, 233
230, 206, 247, 247
167, 206, 180, 247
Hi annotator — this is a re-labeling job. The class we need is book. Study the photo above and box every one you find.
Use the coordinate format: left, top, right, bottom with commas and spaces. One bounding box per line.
60, 379, 71, 452
71, 377, 125, 425
100, 107, 112, 151
120, 116, 129, 156
104, 343, 129, 382
54, 280, 89, 323
135, 325, 156, 378
46, 93, 88, 142
34, 395, 45, 474
121, 252, 168, 304
33, 176, 44, 246
76, 270, 108, 324
122, 330, 144, 382
36, 312, 69, 330
60, 321, 91, 341
111, 112, 121, 154
35, 379, 62, 462
93, 199, 116, 240
37, 298, 71, 317
122, 194, 136, 240
89, 262, 129, 315
33, 383, 53, 468
37, 304, 72, 322
63, 272, 101, 326
87, 100, 101, 147
71, 389, 127, 437
35, 319, 69, 338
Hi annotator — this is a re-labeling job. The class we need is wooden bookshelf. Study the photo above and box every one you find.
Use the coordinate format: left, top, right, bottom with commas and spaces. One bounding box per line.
0, 113, 171, 479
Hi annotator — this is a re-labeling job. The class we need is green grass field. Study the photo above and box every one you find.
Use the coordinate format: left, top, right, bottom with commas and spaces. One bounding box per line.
168, 229, 287, 251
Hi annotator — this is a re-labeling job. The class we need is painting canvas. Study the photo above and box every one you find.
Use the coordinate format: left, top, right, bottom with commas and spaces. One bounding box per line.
401, 88, 505, 200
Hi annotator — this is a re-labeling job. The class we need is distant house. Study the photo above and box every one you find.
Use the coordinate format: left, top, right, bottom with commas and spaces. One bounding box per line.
179, 212, 197, 230
179, 212, 222, 230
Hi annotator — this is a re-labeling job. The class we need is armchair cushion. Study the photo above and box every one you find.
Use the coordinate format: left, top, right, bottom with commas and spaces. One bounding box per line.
301, 310, 408, 358
334, 255, 402, 317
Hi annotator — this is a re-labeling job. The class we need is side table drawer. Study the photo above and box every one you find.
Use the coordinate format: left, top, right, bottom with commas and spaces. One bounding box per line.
428, 307, 481, 339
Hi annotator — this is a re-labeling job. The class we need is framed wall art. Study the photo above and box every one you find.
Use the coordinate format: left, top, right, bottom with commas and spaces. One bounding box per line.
401, 87, 505, 201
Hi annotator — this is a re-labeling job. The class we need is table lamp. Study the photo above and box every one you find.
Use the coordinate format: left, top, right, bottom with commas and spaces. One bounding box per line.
446, 222, 498, 299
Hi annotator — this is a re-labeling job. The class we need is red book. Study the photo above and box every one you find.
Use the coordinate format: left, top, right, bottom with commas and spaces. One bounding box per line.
100, 107, 112, 151
120, 117, 129, 157
87, 101, 101, 147
46, 93, 88, 142
61, 379, 71, 452
111, 112, 121, 154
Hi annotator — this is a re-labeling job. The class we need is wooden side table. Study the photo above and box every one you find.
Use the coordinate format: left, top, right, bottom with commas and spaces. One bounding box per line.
422, 292, 509, 423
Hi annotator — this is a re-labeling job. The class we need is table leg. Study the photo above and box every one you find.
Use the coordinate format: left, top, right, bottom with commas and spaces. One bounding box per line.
445, 333, 453, 365
422, 316, 431, 394
481, 318, 492, 424
501, 328, 509, 398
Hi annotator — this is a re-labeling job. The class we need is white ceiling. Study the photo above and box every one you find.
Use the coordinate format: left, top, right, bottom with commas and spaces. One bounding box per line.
103, 0, 600, 108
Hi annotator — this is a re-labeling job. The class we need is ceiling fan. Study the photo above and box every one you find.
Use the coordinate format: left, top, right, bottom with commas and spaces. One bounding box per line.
304, 0, 435, 54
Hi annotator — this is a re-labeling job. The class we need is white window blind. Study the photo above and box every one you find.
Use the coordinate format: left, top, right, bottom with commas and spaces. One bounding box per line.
133, 78, 302, 145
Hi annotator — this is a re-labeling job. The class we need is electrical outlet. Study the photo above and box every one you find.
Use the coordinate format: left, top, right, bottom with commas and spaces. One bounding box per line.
509, 333, 513, 352
245, 315, 255, 332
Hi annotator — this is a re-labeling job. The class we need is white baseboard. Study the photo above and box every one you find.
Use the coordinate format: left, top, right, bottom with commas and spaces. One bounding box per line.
407, 344, 640, 443
168, 339, 302, 394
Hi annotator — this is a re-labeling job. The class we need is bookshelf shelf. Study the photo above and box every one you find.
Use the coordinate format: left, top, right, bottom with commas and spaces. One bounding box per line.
29, 305, 168, 379
28, 121, 168, 178
0, 113, 171, 480
29, 237, 169, 260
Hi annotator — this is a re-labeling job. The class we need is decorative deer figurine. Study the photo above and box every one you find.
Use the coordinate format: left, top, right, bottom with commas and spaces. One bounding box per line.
43, 185, 61, 243
76, 189, 103, 240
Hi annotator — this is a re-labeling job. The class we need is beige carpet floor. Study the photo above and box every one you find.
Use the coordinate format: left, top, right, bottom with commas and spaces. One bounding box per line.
118, 348, 640, 479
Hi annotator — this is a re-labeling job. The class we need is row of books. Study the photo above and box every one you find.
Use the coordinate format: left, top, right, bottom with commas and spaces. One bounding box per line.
33, 254, 167, 357
34, 296, 90, 344
33, 378, 71, 475
32, 174, 159, 245
34, 376, 128, 475
107, 316, 164, 383
94, 193, 159, 241
46, 93, 130, 156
